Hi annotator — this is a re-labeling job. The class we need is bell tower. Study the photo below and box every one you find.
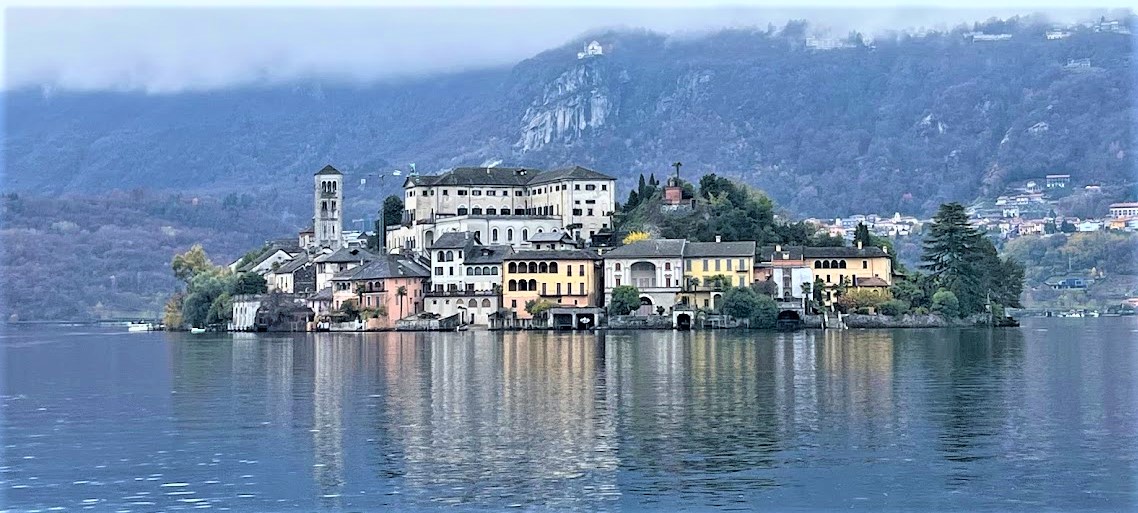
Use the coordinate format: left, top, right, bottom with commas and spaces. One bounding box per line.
313, 164, 344, 250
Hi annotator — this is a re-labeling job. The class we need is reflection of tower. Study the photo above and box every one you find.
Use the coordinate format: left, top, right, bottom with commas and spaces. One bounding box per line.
313, 335, 347, 504
313, 165, 344, 250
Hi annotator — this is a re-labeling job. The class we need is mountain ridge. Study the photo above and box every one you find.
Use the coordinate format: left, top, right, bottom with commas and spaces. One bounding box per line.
3, 21, 1133, 217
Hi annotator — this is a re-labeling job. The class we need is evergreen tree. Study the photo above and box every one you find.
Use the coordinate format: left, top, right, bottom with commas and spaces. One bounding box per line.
921, 203, 985, 314
854, 222, 872, 247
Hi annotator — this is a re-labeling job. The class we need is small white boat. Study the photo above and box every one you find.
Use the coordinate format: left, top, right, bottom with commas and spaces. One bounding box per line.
127, 321, 155, 332
189, 327, 207, 334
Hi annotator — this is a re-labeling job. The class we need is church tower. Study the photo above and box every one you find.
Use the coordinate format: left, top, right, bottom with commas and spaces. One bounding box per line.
313, 165, 344, 250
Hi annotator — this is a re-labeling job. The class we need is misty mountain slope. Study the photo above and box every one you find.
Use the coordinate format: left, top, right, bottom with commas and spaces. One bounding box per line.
4, 24, 1132, 216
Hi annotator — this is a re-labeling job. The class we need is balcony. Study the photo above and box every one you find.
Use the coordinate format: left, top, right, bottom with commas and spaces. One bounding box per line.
425, 289, 497, 297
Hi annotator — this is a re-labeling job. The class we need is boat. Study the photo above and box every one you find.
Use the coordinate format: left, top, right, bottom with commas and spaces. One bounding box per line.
457, 325, 469, 332
127, 321, 157, 332
189, 327, 207, 334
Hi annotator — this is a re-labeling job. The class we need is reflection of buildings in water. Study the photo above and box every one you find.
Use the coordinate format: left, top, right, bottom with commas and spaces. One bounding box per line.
312, 334, 355, 506
817, 330, 895, 430
378, 330, 620, 508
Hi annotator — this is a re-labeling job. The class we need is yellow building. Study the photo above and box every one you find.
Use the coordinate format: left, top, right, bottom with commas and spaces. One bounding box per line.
502, 249, 602, 322
801, 242, 894, 302
679, 238, 756, 310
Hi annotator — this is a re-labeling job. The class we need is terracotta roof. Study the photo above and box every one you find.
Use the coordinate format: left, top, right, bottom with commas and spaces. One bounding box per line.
855, 276, 890, 287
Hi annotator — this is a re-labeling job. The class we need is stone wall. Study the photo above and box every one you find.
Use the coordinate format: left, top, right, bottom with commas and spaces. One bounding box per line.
843, 313, 988, 328
607, 315, 673, 330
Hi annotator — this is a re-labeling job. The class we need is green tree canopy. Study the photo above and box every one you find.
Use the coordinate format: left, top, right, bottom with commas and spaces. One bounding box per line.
609, 285, 641, 315
172, 244, 214, 284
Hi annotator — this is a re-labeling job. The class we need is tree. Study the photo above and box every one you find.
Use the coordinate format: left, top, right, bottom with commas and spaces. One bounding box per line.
655, 306, 666, 315
854, 222, 872, 248
232, 272, 268, 295
623, 231, 651, 245
609, 285, 641, 315
722, 286, 778, 328
172, 244, 213, 283
163, 292, 185, 329
753, 278, 778, 297
337, 299, 361, 321
921, 203, 985, 314
931, 289, 960, 318
525, 299, 554, 324
878, 299, 910, 316
751, 295, 779, 329
382, 195, 404, 228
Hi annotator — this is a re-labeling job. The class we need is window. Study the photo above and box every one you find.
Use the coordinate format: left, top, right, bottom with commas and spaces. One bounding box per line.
511, 300, 517, 308
522, 229, 528, 241
739, 258, 746, 269
715, 259, 721, 271
508, 262, 517, 273
863, 260, 868, 269
491, 267, 498, 275
585, 200, 595, 204
703, 259, 709, 271
457, 207, 468, 215
487, 208, 497, 215
556, 283, 562, 295
615, 278, 621, 287
685, 260, 691, 271
738, 277, 744, 287
542, 283, 547, 295
472, 190, 482, 196
471, 207, 483, 215
435, 267, 443, 275
587, 209, 594, 216
575, 184, 581, 190
601, 184, 607, 190
445, 251, 453, 261
573, 209, 583, 216
579, 265, 585, 276
437, 251, 445, 261
567, 266, 573, 276
726, 259, 733, 271
586, 184, 596, 191
528, 262, 538, 273
665, 277, 671, 287
443, 190, 449, 196
515, 191, 523, 196
615, 263, 621, 271
487, 190, 496, 196
549, 262, 558, 273
492, 229, 499, 242
507, 228, 514, 242
826, 274, 831, 283
539, 262, 548, 273
458, 190, 468, 196
664, 262, 671, 271
839, 260, 847, 269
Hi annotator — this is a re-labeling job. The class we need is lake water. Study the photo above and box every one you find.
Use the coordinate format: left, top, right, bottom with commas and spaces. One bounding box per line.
2, 319, 1136, 512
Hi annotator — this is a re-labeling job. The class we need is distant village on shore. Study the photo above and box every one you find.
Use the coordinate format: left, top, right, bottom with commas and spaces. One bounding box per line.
212, 163, 917, 333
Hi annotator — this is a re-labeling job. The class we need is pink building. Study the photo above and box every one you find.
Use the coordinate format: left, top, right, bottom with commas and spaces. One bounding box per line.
330, 254, 430, 329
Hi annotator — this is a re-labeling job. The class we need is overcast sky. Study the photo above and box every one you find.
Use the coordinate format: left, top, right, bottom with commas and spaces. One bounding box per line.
2, 3, 1128, 93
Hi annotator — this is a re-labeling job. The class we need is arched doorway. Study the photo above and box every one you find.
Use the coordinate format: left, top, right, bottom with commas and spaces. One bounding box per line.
676, 313, 692, 331
776, 310, 803, 331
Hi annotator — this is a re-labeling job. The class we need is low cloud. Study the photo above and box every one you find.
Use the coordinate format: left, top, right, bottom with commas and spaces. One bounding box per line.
4, 7, 1115, 93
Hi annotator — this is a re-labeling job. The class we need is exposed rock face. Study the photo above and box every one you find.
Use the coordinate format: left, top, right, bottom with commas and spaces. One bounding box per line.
519, 61, 612, 152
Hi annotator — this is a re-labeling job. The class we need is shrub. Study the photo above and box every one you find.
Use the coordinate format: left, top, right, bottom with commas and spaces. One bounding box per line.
878, 299, 911, 316
855, 307, 873, 315
931, 289, 960, 318
609, 285, 641, 315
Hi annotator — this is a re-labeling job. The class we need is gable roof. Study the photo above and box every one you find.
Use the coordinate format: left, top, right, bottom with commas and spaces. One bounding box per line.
802, 246, 889, 259
315, 164, 342, 176
505, 249, 600, 261
332, 255, 430, 281
402, 165, 615, 188
526, 166, 616, 185
432, 231, 480, 249
757, 245, 805, 262
527, 231, 574, 243
313, 247, 379, 264
684, 241, 756, 258
273, 253, 311, 274
465, 245, 514, 264
238, 246, 298, 273
603, 239, 686, 259
854, 276, 890, 288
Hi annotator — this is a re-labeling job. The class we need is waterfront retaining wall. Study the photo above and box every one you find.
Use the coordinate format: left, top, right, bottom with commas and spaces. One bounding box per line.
843, 313, 987, 328
607, 315, 674, 329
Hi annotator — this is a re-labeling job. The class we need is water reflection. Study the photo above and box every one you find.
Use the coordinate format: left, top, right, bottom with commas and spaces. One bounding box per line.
3, 320, 1136, 511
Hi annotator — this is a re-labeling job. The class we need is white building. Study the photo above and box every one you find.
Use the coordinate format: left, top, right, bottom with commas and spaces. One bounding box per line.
229, 295, 264, 331
1109, 202, 1138, 218
602, 239, 686, 314
422, 232, 511, 325
1045, 30, 1071, 40
770, 267, 814, 302
386, 165, 616, 255
577, 40, 603, 59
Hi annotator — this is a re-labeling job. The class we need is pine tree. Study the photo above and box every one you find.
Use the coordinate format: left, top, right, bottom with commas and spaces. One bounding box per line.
921, 203, 985, 314
854, 222, 871, 247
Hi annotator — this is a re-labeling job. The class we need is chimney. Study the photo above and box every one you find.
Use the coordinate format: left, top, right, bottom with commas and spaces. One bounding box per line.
715, 235, 721, 243
857, 240, 863, 249
775, 244, 782, 252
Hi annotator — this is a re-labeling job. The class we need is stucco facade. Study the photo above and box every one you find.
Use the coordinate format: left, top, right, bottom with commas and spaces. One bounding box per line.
502, 250, 602, 319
